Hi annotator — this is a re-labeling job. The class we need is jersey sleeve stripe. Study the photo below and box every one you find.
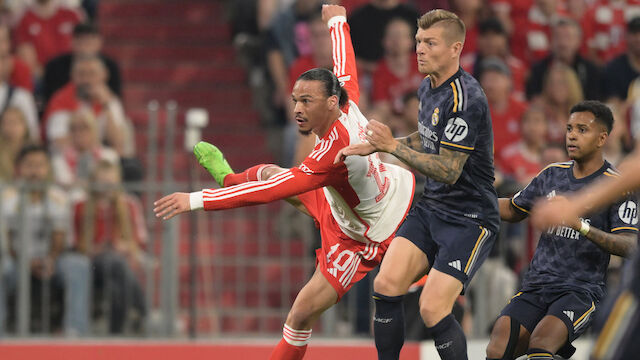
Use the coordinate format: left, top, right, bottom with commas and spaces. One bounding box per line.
339, 23, 346, 76
441, 141, 474, 150
611, 226, 639, 232
450, 82, 458, 113
204, 170, 293, 197
203, 173, 295, 201
511, 198, 530, 214
455, 78, 464, 111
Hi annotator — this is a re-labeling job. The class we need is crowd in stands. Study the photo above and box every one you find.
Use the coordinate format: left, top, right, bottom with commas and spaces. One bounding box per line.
230, 0, 640, 336
0, 0, 146, 337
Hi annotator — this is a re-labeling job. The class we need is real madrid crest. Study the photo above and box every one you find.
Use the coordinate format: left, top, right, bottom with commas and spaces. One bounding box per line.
431, 107, 440, 126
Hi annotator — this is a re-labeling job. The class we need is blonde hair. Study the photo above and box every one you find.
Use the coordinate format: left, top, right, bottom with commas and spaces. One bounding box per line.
543, 63, 584, 113
69, 108, 99, 144
417, 9, 466, 44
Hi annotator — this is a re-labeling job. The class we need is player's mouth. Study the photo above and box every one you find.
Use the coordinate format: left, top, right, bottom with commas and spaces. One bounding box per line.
296, 116, 307, 126
566, 144, 578, 152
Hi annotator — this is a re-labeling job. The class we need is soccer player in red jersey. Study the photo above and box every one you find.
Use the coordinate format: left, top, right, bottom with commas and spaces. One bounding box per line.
154, 5, 415, 360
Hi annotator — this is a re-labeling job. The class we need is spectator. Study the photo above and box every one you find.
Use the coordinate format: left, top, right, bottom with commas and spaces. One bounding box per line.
0, 107, 31, 182
51, 108, 118, 200
0, 53, 39, 143
14, 0, 83, 79
478, 58, 528, 164
43, 22, 122, 106
582, 0, 638, 65
0, 24, 33, 92
73, 159, 147, 334
488, 0, 532, 36
264, 0, 322, 129
370, 17, 422, 124
499, 105, 547, 186
603, 16, 640, 103
525, 16, 603, 101
44, 55, 131, 156
451, 0, 483, 57
461, 17, 527, 99
534, 62, 584, 144
510, 0, 566, 64
0, 144, 90, 336
348, 0, 419, 73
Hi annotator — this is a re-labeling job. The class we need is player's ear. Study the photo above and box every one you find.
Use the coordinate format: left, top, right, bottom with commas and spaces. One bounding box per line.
327, 94, 338, 110
597, 131, 608, 148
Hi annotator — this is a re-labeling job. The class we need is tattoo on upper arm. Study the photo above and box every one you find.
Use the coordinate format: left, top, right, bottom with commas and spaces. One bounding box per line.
391, 145, 469, 184
585, 229, 637, 257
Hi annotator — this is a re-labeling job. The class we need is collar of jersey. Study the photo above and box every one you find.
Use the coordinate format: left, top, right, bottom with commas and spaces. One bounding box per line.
568, 160, 610, 183
428, 67, 463, 93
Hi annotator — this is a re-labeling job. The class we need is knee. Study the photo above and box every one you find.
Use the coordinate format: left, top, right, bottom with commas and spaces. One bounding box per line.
486, 317, 511, 359
285, 305, 313, 329
419, 301, 449, 327
485, 341, 504, 359
373, 273, 407, 296
528, 332, 550, 350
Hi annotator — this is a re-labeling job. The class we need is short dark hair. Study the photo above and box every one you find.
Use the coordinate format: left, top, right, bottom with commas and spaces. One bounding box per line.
478, 18, 506, 35
569, 100, 614, 133
15, 144, 49, 166
297, 68, 349, 107
73, 22, 100, 37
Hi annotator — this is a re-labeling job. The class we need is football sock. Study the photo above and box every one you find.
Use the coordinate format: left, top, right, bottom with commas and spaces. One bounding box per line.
269, 324, 311, 360
527, 348, 554, 359
427, 313, 468, 360
373, 292, 405, 360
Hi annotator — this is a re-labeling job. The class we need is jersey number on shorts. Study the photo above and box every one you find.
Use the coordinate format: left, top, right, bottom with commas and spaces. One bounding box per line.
326, 243, 355, 271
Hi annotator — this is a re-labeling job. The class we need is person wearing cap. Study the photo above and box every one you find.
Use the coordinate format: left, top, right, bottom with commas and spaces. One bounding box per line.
478, 57, 528, 166
43, 22, 122, 106
461, 17, 526, 99
526, 16, 603, 102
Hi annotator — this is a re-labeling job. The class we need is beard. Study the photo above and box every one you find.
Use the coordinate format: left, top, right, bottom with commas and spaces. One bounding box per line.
298, 129, 312, 136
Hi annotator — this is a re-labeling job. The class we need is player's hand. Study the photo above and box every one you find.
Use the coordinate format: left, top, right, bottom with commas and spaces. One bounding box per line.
154, 192, 191, 220
365, 119, 398, 153
531, 195, 581, 230
322, 4, 346, 24
334, 142, 375, 163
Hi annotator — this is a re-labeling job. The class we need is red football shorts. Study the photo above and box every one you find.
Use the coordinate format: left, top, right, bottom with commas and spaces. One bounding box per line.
298, 189, 391, 301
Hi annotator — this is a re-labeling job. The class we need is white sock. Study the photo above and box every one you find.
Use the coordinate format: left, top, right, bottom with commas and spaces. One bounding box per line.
282, 324, 312, 346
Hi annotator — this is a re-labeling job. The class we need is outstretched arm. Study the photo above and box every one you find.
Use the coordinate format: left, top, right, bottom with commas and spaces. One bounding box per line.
582, 229, 637, 258
336, 120, 469, 184
498, 198, 528, 223
323, 5, 360, 105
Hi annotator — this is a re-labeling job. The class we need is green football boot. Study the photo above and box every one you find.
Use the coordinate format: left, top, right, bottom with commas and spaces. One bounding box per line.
193, 141, 234, 187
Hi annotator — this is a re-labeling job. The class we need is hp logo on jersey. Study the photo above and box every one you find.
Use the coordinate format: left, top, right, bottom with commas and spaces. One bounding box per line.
444, 117, 468, 142
618, 201, 638, 225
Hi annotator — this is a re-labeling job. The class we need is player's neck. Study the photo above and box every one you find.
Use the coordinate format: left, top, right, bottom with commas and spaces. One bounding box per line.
429, 63, 460, 88
573, 153, 604, 179
313, 109, 340, 138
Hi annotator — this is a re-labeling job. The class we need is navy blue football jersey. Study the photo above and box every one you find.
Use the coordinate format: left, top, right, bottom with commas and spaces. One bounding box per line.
416, 68, 499, 231
512, 161, 640, 299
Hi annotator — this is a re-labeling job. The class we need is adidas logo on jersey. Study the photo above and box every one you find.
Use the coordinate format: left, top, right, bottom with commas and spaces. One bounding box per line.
448, 260, 462, 271
563, 311, 574, 321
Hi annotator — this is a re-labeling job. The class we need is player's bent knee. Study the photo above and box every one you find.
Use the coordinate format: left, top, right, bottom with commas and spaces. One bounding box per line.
373, 272, 408, 296
419, 301, 450, 327
285, 305, 315, 329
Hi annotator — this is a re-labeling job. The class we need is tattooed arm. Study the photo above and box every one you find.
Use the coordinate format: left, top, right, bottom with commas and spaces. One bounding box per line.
391, 144, 469, 184
583, 229, 637, 258
396, 131, 423, 152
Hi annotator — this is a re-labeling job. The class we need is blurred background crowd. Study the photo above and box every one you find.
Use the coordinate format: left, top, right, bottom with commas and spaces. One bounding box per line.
0, 0, 638, 342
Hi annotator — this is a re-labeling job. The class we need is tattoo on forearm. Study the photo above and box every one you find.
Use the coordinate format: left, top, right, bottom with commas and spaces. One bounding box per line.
397, 132, 423, 152
585, 228, 637, 257
391, 145, 469, 184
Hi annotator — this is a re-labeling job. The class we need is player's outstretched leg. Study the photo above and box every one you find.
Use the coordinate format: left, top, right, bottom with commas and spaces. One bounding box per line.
193, 141, 234, 186
270, 267, 338, 360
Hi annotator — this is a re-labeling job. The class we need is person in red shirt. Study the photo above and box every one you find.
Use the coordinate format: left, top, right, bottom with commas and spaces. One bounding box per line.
0, 24, 32, 92
510, 0, 567, 65
499, 105, 547, 186
582, 0, 640, 65
155, 6, 415, 360
451, 0, 482, 57
478, 57, 528, 166
371, 17, 423, 124
461, 17, 527, 99
14, 0, 83, 78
